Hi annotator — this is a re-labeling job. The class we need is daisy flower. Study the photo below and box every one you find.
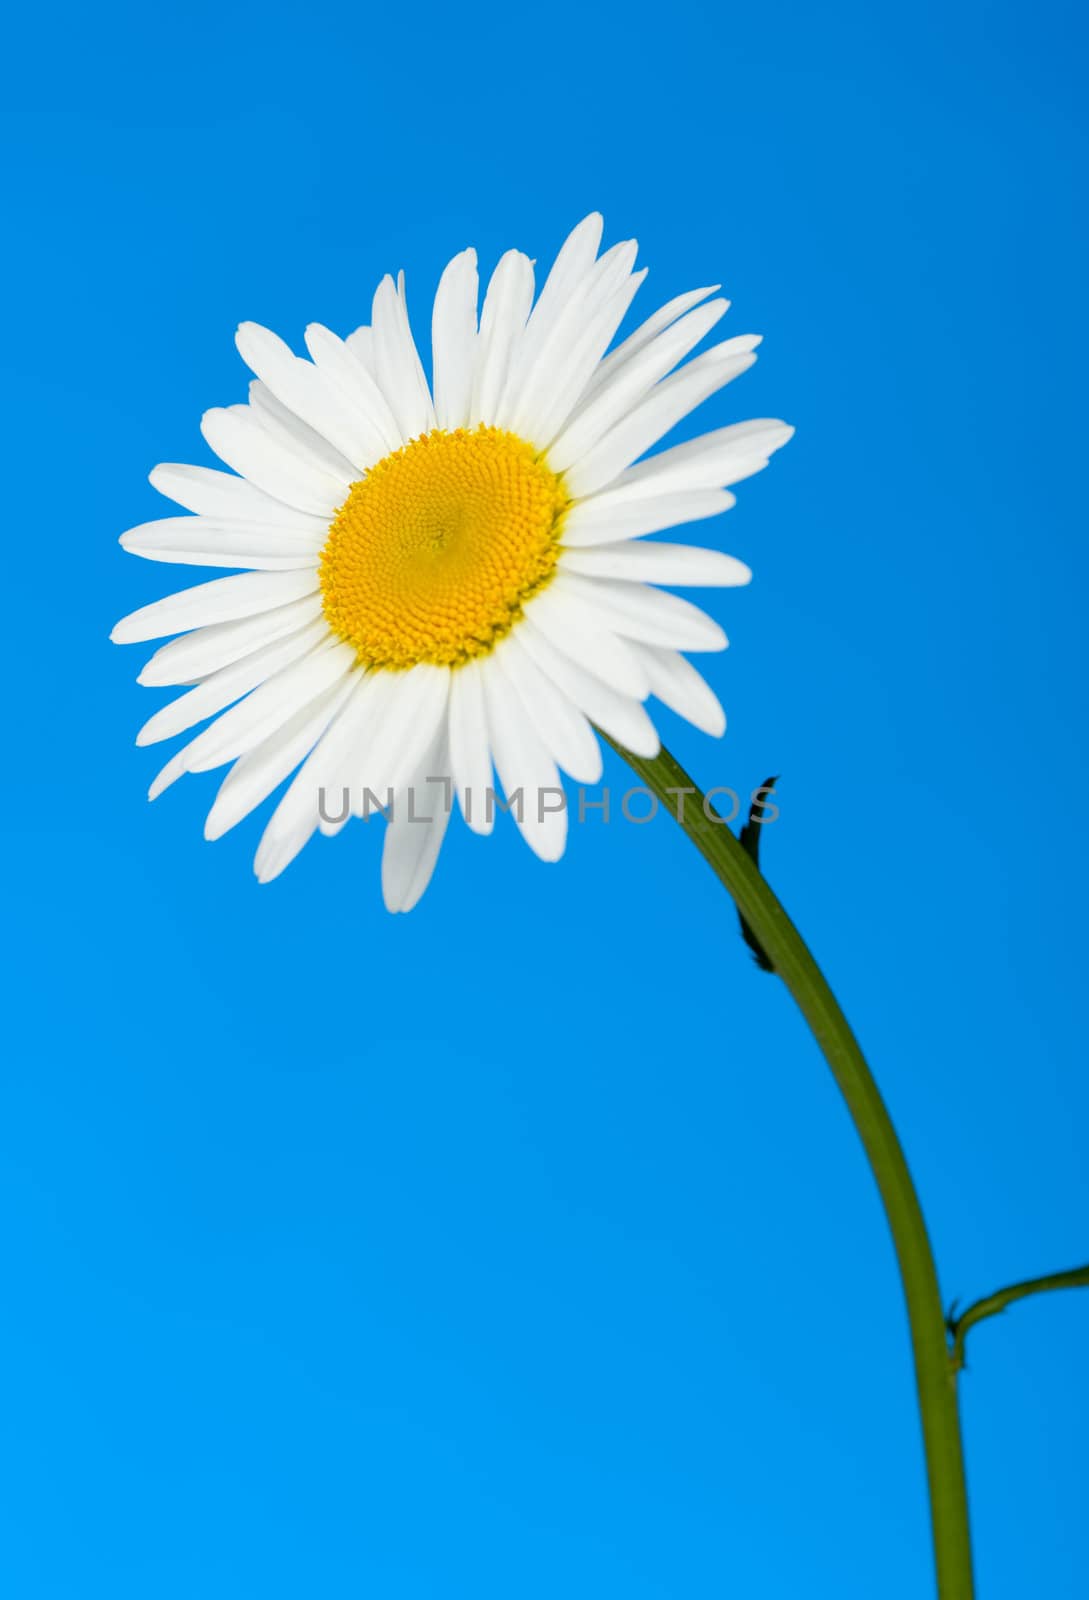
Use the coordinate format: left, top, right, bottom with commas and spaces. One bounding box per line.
112, 214, 792, 911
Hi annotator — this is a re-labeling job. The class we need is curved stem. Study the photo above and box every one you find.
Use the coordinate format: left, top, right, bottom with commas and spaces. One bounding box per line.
607, 739, 974, 1600
949, 1264, 1089, 1372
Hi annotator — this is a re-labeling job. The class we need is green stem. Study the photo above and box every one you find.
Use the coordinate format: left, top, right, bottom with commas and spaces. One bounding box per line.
949, 1264, 1089, 1373
608, 738, 974, 1600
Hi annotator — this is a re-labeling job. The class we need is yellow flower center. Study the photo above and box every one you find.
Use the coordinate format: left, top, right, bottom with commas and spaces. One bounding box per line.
319, 426, 569, 670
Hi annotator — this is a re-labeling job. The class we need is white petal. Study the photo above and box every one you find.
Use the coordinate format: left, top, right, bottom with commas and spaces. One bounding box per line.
447, 660, 495, 834
614, 418, 795, 498
303, 324, 402, 455
371, 274, 436, 441
560, 541, 751, 587
481, 659, 567, 862
532, 213, 605, 325
431, 248, 478, 431
345, 663, 450, 818
344, 326, 374, 372
469, 250, 534, 426
558, 572, 727, 652
560, 488, 734, 548
547, 298, 728, 469
525, 263, 648, 448
579, 285, 723, 404
516, 618, 660, 758
136, 595, 323, 686
135, 621, 328, 746
495, 633, 602, 783
381, 727, 453, 914
498, 213, 604, 424
120, 515, 323, 570
147, 749, 190, 802
522, 578, 650, 698
204, 677, 356, 839
148, 462, 315, 525
225, 396, 358, 497
237, 323, 382, 474
507, 242, 642, 443
113, 569, 319, 645
253, 672, 375, 883
562, 337, 761, 499
200, 406, 348, 516
310, 665, 450, 838
317, 674, 402, 837
183, 638, 357, 772
247, 379, 363, 481
631, 643, 726, 737
246, 376, 359, 481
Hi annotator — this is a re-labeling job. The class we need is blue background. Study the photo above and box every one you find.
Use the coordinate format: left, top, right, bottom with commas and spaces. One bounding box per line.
1, 1, 1086, 1594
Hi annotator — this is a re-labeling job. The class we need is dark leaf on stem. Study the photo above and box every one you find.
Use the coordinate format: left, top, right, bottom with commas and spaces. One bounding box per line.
737, 776, 780, 973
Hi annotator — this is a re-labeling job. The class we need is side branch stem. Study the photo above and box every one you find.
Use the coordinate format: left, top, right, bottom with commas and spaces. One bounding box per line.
949, 1264, 1089, 1372
607, 738, 974, 1600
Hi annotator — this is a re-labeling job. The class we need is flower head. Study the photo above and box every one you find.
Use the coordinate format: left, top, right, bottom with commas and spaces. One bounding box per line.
112, 215, 792, 910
